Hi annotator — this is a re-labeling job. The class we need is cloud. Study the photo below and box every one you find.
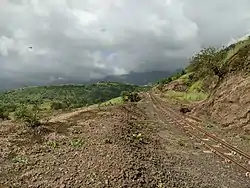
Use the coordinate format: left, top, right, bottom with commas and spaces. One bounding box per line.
0, 0, 250, 88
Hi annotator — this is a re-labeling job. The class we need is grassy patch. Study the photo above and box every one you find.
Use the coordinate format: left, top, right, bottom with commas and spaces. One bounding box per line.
12, 156, 28, 164
47, 141, 59, 149
178, 72, 192, 81
100, 97, 124, 106
70, 139, 84, 148
165, 90, 208, 102
40, 101, 52, 110
224, 38, 250, 63
188, 80, 203, 92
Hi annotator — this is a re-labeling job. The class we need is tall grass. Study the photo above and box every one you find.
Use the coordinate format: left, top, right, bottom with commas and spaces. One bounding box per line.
165, 90, 208, 102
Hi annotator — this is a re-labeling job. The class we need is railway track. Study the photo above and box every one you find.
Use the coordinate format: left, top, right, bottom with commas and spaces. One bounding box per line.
148, 92, 250, 178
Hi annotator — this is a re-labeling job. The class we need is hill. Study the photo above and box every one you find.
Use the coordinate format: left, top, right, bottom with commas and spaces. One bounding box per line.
157, 35, 250, 132
0, 82, 143, 119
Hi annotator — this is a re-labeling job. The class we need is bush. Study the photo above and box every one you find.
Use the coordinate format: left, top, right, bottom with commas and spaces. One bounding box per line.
51, 101, 66, 110
14, 105, 41, 128
0, 110, 10, 120
23, 115, 41, 128
121, 91, 141, 102
14, 105, 29, 120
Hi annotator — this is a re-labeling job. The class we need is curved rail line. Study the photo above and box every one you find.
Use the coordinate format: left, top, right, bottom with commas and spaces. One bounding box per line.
148, 92, 250, 177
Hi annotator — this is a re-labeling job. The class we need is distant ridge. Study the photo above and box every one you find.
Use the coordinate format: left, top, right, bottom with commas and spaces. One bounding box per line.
0, 70, 178, 91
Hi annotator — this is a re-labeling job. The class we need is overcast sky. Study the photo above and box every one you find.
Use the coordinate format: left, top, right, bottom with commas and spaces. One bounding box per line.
0, 0, 250, 87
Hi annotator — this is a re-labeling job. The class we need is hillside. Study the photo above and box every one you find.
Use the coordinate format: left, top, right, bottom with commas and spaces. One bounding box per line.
0, 82, 143, 120
157, 36, 250, 133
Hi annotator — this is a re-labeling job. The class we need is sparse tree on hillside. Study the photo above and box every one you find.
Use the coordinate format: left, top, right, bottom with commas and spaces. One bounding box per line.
188, 46, 228, 81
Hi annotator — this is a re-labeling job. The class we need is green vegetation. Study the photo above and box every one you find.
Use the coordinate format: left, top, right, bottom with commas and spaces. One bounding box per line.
0, 82, 142, 121
12, 156, 28, 164
70, 139, 84, 148
224, 38, 250, 63
0, 106, 10, 120
165, 90, 208, 102
188, 80, 203, 93
157, 36, 250, 103
100, 96, 124, 106
47, 141, 59, 149
120, 91, 141, 102
187, 36, 250, 85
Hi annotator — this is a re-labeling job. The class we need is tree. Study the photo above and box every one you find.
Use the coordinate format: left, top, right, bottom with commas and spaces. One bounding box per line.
120, 91, 130, 101
187, 47, 228, 81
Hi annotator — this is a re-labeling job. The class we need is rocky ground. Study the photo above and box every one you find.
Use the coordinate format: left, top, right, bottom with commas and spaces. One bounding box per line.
0, 97, 250, 187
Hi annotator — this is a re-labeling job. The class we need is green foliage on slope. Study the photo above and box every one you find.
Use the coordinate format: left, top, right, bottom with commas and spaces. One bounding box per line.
187, 36, 250, 85
158, 36, 250, 102
0, 82, 142, 119
164, 90, 208, 102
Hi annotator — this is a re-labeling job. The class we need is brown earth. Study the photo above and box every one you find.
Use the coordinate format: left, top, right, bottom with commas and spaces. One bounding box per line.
0, 97, 250, 187
194, 73, 250, 133
161, 79, 188, 92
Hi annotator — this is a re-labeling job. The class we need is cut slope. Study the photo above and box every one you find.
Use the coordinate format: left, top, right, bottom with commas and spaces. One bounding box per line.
195, 42, 250, 131
157, 36, 250, 132
196, 73, 250, 131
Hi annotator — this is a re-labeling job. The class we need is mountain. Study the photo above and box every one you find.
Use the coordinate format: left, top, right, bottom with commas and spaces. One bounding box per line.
0, 70, 178, 91
87, 70, 179, 86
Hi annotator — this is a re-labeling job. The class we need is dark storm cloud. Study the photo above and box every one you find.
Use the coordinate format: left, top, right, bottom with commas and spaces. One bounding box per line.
0, 0, 250, 88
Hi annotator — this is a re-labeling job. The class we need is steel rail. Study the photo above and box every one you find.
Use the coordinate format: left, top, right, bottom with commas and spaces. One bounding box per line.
148, 92, 250, 176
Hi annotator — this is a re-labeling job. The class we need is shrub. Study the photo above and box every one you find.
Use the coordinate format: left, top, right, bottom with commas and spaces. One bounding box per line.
0, 109, 10, 120
51, 101, 66, 110
121, 91, 141, 102
14, 105, 41, 128
14, 105, 29, 120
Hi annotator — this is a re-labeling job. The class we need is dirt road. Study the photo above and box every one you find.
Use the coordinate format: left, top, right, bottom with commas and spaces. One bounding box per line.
0, 93, 249, 187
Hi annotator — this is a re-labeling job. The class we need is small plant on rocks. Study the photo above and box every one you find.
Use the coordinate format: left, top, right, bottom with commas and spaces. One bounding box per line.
13, 156, 28, 164
132, 133, 143, 141
70, 139, 83, 148
48, 141, 59, 149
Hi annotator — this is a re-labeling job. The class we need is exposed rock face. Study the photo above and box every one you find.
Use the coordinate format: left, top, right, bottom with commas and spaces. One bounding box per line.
195, 73, 250, 132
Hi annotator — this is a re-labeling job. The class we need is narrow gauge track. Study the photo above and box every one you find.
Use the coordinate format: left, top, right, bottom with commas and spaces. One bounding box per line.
148, 92, 250, 177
